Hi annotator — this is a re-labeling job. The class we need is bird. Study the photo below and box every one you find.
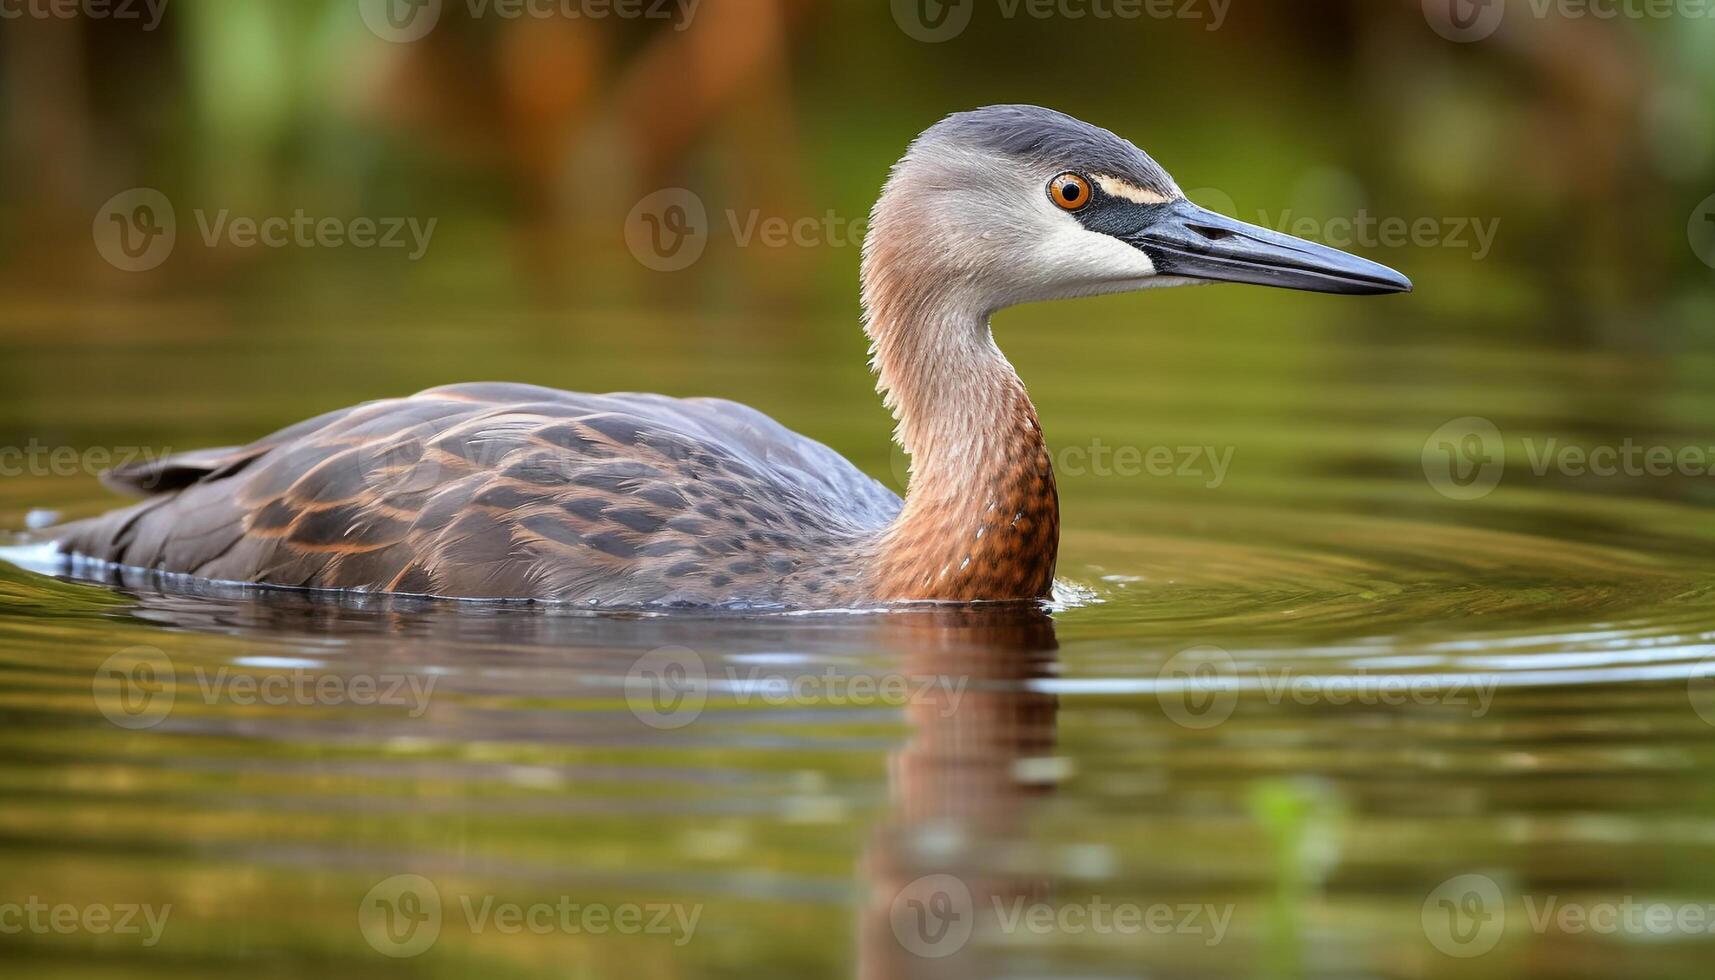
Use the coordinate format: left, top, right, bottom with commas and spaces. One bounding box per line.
52, 105, 1410, 609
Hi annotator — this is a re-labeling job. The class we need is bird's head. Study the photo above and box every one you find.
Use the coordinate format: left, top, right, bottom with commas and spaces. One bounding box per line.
862, 104, 1411, 320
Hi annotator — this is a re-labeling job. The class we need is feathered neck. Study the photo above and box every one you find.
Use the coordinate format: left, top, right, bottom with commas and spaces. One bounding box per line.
859, 191, 1059, 602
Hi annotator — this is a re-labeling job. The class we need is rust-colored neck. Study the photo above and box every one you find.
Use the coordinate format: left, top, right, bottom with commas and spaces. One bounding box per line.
860, 271, 1060, 601
869, 374, 1059, 602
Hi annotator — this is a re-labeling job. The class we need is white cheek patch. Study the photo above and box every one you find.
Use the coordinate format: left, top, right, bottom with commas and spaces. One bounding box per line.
1019, 207, 1158, 300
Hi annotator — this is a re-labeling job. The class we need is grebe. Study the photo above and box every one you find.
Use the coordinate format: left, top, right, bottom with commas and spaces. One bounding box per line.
54, 105, 1410, 608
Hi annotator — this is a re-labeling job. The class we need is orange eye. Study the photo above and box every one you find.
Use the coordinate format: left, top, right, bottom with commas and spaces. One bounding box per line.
1049, 173, 1092, 211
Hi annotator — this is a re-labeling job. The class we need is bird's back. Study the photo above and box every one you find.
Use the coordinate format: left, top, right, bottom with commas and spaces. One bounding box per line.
55, 383, 901, 606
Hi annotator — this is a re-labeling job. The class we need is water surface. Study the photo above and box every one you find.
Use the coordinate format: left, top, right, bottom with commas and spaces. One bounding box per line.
4, 296, 1715, 978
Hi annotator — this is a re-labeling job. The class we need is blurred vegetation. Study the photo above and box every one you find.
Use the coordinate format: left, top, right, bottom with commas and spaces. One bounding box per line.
0, 0, 1711, 337
5, 10, 1715, 979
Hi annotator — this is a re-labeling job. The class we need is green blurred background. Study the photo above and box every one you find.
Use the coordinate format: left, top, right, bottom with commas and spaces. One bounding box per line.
7, 4, 1715, 979
3, 0, 1714, 512
3, 0, 1713, 325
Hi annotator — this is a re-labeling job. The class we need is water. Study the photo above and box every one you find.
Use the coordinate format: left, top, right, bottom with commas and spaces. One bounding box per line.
5, 295, 1715, 978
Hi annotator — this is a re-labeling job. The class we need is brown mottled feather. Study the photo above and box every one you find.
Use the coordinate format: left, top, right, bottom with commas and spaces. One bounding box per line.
868, 386, 1059, 602
56, 384, 912, 607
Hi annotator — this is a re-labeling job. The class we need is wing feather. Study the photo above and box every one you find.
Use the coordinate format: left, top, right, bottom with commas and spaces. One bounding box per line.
54, 383, 900, 603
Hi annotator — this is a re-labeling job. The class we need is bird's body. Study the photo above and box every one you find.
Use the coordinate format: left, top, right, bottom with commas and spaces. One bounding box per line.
52, 105, 1406, 608
55, 381, 1057, 605
58, 384, 900, 605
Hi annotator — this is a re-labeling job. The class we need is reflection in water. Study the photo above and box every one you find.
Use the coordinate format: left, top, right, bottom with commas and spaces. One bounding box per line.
6, 462, 1715, 979
857, 606, 1059, 980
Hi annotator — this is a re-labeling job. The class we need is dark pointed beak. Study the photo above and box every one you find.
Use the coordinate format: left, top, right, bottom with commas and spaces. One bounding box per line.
1126, 198, 1413, 295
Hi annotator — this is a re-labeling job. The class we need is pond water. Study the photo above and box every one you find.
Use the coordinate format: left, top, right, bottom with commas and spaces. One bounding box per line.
4, 293, 1715, 978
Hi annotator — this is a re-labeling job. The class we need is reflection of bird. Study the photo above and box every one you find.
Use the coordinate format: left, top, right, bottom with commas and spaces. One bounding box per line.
53, 106, 1409, 608
856, 604, 1059, 980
